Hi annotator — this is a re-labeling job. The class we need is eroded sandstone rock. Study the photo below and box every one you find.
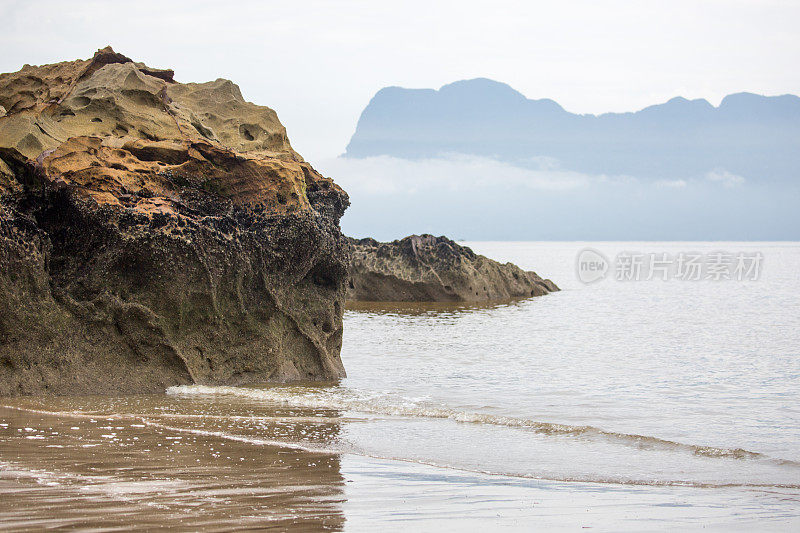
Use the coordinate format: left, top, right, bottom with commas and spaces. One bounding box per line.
0, 47, 349, 394
347, 235, 558, 302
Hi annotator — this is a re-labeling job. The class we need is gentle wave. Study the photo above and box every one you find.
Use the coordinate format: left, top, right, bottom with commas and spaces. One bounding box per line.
113, 422, 800, 490
4, 404, 800, 490
166, 384, 799, 465
97, 419, 800, 490
139, 420, 339, 455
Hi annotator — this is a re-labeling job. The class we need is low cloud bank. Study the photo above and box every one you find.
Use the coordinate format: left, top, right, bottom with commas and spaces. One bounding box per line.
706, 169, 746, 187
314, 155, 798, 241
317, 154, 593, 195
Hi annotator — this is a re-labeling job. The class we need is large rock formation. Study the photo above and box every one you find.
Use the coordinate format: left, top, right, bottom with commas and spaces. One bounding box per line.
0, 47, 349, 395
347, 235, 558, 302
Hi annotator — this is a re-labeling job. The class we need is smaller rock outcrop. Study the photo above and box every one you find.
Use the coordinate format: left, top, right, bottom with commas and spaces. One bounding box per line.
347, 235, 558, 302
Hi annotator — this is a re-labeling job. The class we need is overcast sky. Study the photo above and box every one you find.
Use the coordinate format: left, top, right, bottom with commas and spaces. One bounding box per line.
2, 0, 798, 161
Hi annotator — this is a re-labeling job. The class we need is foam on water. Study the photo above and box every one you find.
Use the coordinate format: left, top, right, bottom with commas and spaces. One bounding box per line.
165, 384, 799, 469
4, 400, 800, 490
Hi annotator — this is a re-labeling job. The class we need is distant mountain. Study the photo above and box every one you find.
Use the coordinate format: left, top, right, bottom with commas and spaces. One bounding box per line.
345, 78, 800, 182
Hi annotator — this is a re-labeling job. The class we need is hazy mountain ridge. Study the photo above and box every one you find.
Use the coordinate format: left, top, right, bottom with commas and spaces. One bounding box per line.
345, 78, 800, 182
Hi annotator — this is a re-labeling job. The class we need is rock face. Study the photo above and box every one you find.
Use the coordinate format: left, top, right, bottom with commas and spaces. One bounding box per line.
347, 235, 558, 302
0, 47, 349, 395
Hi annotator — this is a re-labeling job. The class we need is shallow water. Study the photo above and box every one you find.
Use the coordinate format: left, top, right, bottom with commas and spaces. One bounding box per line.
2, 242, 799, 530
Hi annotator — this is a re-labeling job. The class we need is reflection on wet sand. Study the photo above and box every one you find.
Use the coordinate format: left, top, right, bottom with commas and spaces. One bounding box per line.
345, 298, 532, 316
0, 397, 347, 531
2, 394, 800, 531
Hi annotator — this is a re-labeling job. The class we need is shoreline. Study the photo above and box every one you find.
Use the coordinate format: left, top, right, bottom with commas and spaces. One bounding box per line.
2, 402, 800, 531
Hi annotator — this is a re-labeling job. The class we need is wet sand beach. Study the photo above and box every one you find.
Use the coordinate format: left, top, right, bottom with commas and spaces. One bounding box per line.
1, 396, 799, 532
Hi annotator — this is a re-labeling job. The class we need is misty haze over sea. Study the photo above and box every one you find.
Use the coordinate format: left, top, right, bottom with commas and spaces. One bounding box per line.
320, 78, 800, 241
